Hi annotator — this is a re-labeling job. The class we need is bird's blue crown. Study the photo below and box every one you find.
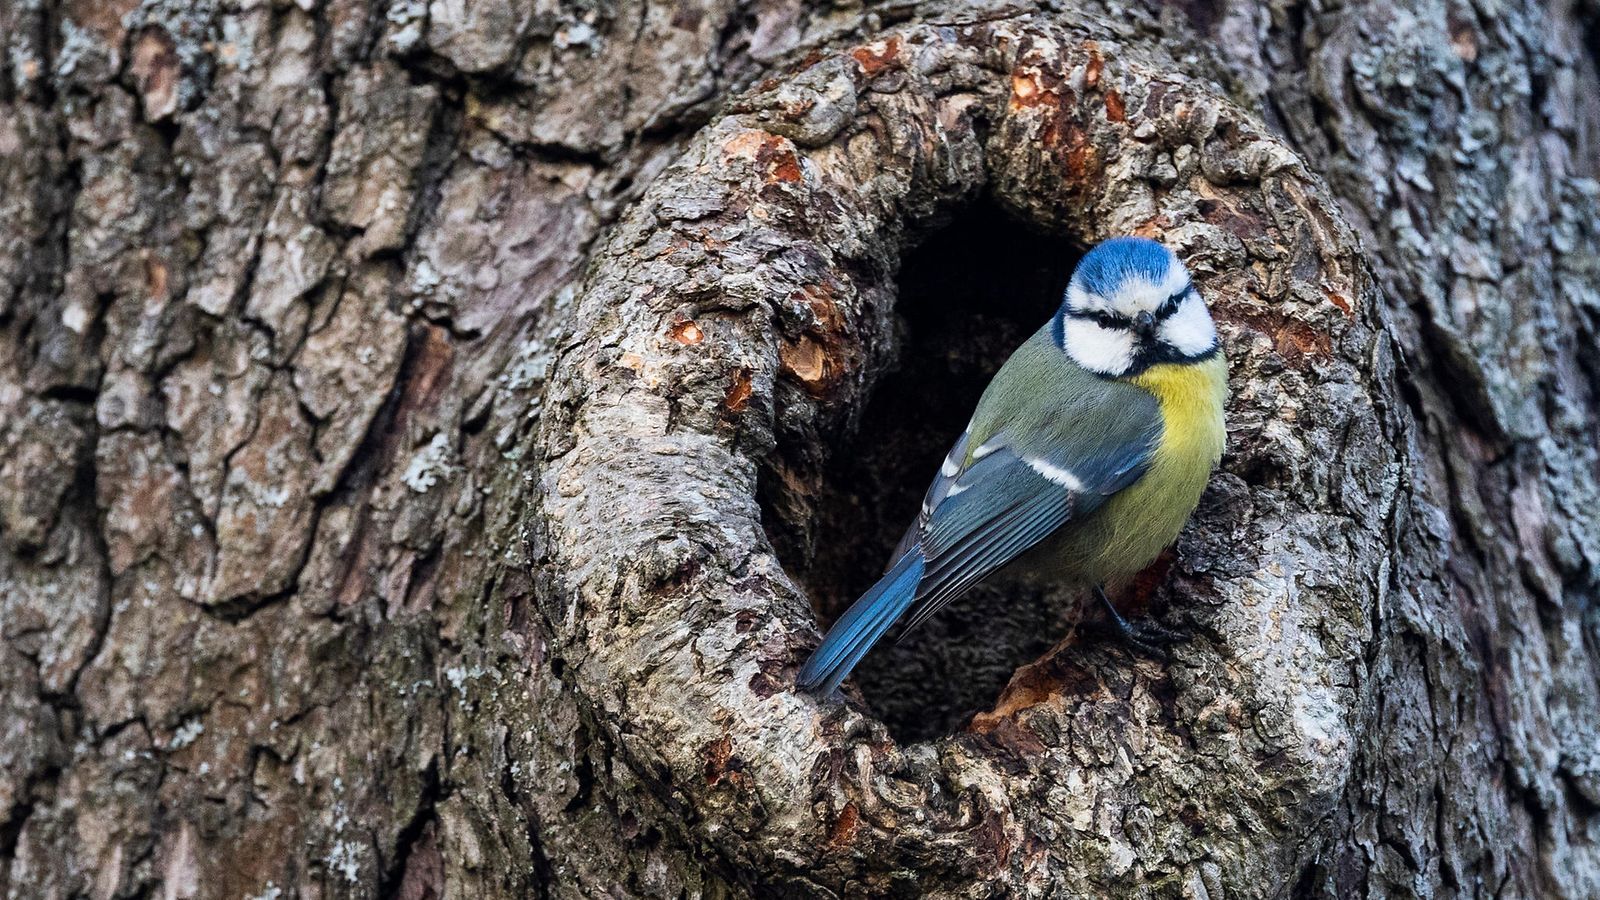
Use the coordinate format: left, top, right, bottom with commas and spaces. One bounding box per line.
1067, 237, 1177, 300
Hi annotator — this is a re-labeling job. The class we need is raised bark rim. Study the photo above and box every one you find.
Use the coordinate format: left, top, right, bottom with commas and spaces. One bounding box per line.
530, 14, 1392, 893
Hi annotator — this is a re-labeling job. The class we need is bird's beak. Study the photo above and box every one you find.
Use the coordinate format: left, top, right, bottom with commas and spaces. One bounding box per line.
1134, 310, 1157, 338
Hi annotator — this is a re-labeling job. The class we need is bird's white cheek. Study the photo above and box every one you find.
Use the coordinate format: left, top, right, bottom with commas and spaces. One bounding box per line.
1061, 316, 1135, 375
1159, 294, 1217, 356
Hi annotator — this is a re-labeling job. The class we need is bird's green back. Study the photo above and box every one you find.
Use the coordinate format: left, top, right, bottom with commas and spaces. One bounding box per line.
963, 325, 1163, 472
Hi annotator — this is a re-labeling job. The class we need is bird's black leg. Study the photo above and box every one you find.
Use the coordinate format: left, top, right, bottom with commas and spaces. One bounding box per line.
1094, 585, 1183, 659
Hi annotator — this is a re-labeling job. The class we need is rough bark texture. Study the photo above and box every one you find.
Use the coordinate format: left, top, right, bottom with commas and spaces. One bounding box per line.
0, 0, 1595, 897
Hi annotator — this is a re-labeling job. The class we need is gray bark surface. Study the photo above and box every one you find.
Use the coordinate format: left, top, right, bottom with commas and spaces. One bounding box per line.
0, 0, 1595, 897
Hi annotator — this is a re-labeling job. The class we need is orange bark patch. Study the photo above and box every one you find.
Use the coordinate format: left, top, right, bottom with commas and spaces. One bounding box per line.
828, 802, 860, 850
1064, 139, 1097, 180
779, 336, 826, 386
1104, 89, 1126, 122
144, 254, 169, 299
850, 36, 902, 76
1223, 310, 1334, 360
723, 368, 753, 413
1326, 291, 1354, 317
703, 735, 749, 789
756, 141, 802, 183
775, 284, 856, 394
1034, 101, 1097, 179
1132, 215, 1173, 237
1272, 322, 1333, 357
721, 129, 775, 159
704, 735, 732, 784
668, 317, 704, 345
1083, 42, 1103, 89
970, 653, 1103, 731
723, 130, 803, 184
968, 716, 1049, 761
1009, 71, 1057, 110
795, 283, 844, 329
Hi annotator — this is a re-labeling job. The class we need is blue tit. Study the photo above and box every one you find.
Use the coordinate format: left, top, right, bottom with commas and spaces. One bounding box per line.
797, 236, 1227, 695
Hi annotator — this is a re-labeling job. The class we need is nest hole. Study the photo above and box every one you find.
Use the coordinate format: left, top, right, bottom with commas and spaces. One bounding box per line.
768, 203, 1090, 743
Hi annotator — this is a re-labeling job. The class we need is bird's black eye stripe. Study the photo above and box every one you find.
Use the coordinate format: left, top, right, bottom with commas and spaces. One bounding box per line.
1065, 286, 1193, 330
1155, 285, 1192, 320
1069, 309, 1128, 329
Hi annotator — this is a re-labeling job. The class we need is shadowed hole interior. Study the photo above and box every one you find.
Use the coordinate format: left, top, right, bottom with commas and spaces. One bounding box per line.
769, 203, 1088, 743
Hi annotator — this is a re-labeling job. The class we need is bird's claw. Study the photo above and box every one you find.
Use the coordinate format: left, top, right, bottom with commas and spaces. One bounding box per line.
1094, 586, 1184, 660
1111, 618, 1184, 660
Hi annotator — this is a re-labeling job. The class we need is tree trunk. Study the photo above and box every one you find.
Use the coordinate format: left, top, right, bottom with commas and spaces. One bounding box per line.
1, 0, 1596, 896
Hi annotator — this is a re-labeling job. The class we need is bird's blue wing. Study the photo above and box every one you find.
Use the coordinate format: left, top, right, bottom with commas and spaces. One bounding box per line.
897, 433, 1152, 633
799, 375, 1161, 695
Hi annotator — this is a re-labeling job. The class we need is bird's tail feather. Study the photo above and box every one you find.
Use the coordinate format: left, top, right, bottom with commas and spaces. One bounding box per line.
797, 551, 925, 695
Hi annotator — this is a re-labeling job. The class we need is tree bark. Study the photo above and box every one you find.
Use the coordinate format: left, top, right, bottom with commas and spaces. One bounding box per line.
0, 0, 1595, 897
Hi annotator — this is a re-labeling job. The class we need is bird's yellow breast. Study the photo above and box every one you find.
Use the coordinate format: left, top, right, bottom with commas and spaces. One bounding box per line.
1127, 354, 1229, 481
1033, 353, 1228, 584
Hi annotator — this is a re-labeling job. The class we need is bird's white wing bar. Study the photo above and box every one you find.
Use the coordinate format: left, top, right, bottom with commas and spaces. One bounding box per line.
894, 428, 974, 564
971, 437, 1004, 460
1024, 456, 1084, 491
940, 453, 961, 477
927, 429, 972, 510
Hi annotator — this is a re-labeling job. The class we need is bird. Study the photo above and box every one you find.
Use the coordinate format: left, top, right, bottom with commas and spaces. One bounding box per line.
796, 236, 1228, 696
